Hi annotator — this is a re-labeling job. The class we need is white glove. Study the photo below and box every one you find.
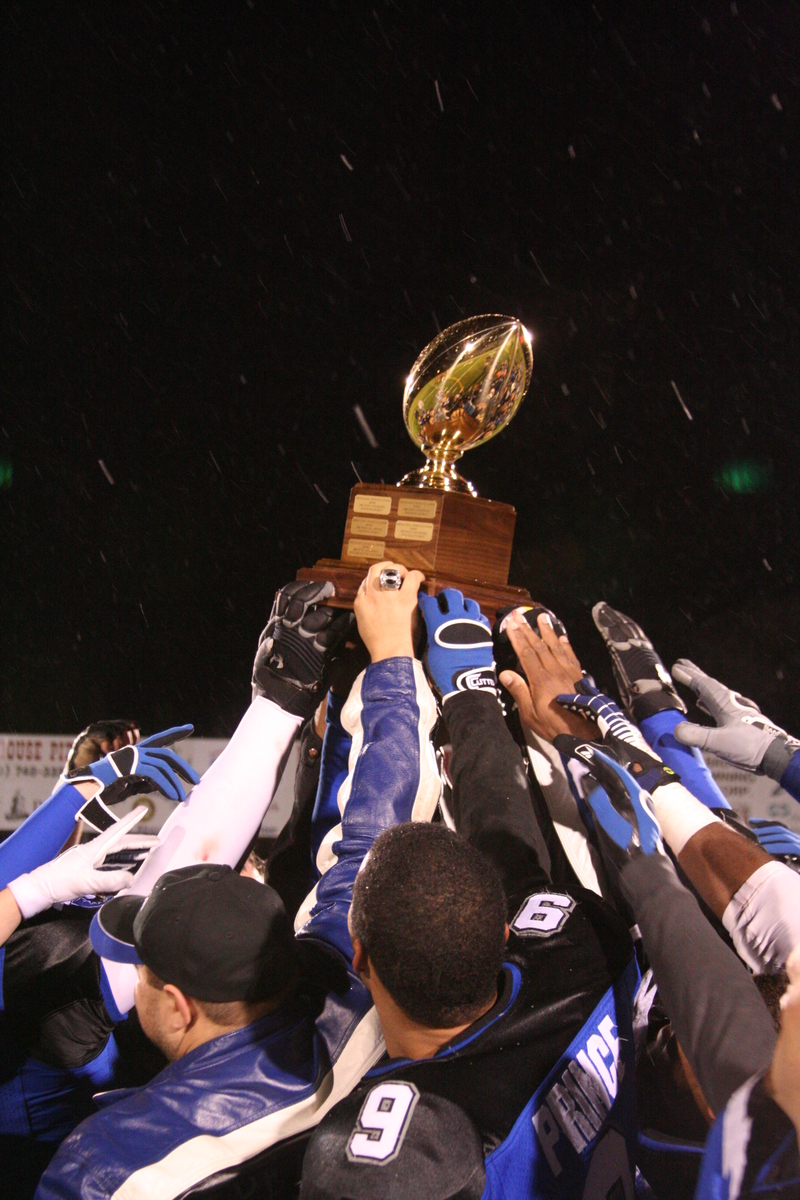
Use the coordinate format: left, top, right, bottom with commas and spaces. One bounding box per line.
671, 659, 800, 778
7, 806, 147, 919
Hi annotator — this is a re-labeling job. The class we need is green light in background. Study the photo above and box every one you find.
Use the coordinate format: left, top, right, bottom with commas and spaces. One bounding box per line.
714, 459, 772, 494
0, 457, 12, 490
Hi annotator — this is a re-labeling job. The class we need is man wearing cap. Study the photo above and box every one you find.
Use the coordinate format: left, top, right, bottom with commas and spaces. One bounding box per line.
36, 563, 440, 1200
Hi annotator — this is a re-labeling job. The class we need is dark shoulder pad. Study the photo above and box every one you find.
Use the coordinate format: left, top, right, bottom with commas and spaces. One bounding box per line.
300, 1083, 486, 1200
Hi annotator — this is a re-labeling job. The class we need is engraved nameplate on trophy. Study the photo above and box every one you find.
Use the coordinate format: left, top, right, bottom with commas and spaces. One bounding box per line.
298, 314, 535, 622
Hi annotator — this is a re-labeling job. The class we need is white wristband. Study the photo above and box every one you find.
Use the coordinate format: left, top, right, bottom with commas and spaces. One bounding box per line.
649, 781, 721, 856
7, 872, 51, 920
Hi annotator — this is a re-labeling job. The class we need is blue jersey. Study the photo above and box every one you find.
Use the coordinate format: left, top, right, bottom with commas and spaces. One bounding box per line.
361, 886, 640, 1198
695, 1073, 800, 1200
780, 752, 800, 805
341, 676, 642, 1197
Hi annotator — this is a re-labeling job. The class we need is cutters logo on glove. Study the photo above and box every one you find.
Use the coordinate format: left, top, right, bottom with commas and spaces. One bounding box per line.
453, 667, 498, 694
434, 618, 497, 698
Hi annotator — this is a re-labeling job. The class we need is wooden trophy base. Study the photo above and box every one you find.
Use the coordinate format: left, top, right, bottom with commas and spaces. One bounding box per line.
297, 483, 533, 622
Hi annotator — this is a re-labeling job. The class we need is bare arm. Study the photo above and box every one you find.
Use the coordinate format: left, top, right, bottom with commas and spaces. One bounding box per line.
0, 888, 22, 946
677, 820, 771, 917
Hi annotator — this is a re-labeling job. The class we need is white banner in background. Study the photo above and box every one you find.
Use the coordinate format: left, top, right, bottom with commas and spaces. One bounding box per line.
705, 752, 800, 833
0, 734, 300, 839
0, 735, 796, 840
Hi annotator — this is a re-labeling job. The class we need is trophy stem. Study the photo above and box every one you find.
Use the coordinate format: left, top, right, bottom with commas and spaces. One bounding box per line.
400, 454, 477, 496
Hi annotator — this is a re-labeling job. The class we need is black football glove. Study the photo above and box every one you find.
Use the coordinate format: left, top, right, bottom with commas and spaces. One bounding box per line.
252, 580, 353, 719
65, 719, 141, 774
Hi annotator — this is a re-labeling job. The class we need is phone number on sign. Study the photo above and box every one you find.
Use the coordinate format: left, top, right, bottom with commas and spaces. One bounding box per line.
0, 764, 63, 780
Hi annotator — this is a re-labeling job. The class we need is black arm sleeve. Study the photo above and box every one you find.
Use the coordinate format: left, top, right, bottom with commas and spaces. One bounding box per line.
620, 852, 777, 1114
2, 908, 114, 1068
264, 717, 323, 921
443, 690, 551, 897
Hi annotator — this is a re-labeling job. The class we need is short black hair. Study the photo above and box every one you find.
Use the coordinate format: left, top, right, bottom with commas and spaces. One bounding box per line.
350, 823, 507, 1028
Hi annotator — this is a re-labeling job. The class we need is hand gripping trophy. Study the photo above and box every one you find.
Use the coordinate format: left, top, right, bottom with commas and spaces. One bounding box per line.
297, 314, 535, 620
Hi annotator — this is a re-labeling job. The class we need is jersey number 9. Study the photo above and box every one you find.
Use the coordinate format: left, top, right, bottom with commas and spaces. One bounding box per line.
347, 1082, 420, 1164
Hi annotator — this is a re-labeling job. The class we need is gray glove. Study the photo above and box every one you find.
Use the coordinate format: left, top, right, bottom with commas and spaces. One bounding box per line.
671, 658, 800, 780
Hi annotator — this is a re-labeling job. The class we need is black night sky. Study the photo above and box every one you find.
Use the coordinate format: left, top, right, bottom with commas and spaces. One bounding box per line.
3, 1, 799, 737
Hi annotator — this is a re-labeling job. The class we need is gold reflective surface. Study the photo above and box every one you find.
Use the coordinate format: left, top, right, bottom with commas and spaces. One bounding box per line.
401, 314, 533, 494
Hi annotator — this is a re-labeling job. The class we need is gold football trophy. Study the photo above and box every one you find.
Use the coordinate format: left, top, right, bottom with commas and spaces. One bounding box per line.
297, 314, 535, 620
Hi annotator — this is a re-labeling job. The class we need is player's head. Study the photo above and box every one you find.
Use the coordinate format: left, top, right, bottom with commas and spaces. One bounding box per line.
349, 823, 507, 1028
91, 863, 296, 1059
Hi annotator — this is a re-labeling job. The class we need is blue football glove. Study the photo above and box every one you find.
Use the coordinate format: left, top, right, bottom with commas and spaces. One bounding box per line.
69, 726, 199, 833
553, 737, 663, 874
749, 818, 800, 865
556, 686, 679, 793
418, 589, 497, 703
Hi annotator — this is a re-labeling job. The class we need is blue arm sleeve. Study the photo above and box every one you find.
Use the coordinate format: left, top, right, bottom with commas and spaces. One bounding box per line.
298, 658, 435, 963
639, 709, 731, 810
309, 692, 352, 873
780, 750, 800, 804
0, 782, 87, 889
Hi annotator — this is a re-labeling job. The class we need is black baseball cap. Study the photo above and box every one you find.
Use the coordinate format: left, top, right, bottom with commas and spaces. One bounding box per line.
89, 863, 296, 1003
300, 1083, 486, 1200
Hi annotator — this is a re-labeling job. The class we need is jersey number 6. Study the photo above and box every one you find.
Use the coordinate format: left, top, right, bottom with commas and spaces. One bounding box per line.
511, 891, 575, 937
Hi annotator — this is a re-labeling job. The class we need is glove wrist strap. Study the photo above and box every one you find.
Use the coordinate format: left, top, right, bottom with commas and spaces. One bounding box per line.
253, 674, 318, 720
762, 735, 794, 783
635, 765, 678, 794
630, 689, 686, 723
443, 687, 501, 714
77, 794, 119, 834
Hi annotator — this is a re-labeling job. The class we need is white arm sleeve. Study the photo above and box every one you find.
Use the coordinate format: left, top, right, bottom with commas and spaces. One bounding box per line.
722, 860, 800, 974
102, 697, 301, 1013
649, 780, 722, 856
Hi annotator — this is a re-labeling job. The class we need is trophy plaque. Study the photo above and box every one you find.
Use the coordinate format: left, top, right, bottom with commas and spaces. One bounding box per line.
297, 314, 535, 621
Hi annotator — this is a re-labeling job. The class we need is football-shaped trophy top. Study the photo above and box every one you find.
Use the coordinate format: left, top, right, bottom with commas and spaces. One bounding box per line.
401, 314, 534, 495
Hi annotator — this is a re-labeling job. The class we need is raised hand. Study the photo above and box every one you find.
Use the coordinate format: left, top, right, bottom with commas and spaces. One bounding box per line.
418, 588, 496, 702
353, 562, 425, 663
592, 602, 686, 721
252, 580, 354, 717
749, 819, 800, 865
69, 726, 199, 832
7, 805, 148, 919
554, 738, 663, 873
493, 604, 569, 678
556, 686, 644, 747
556, 686, 679, 791
64, 719, 141, 775
498, 609, 587, 741
671, 659, 800, 778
